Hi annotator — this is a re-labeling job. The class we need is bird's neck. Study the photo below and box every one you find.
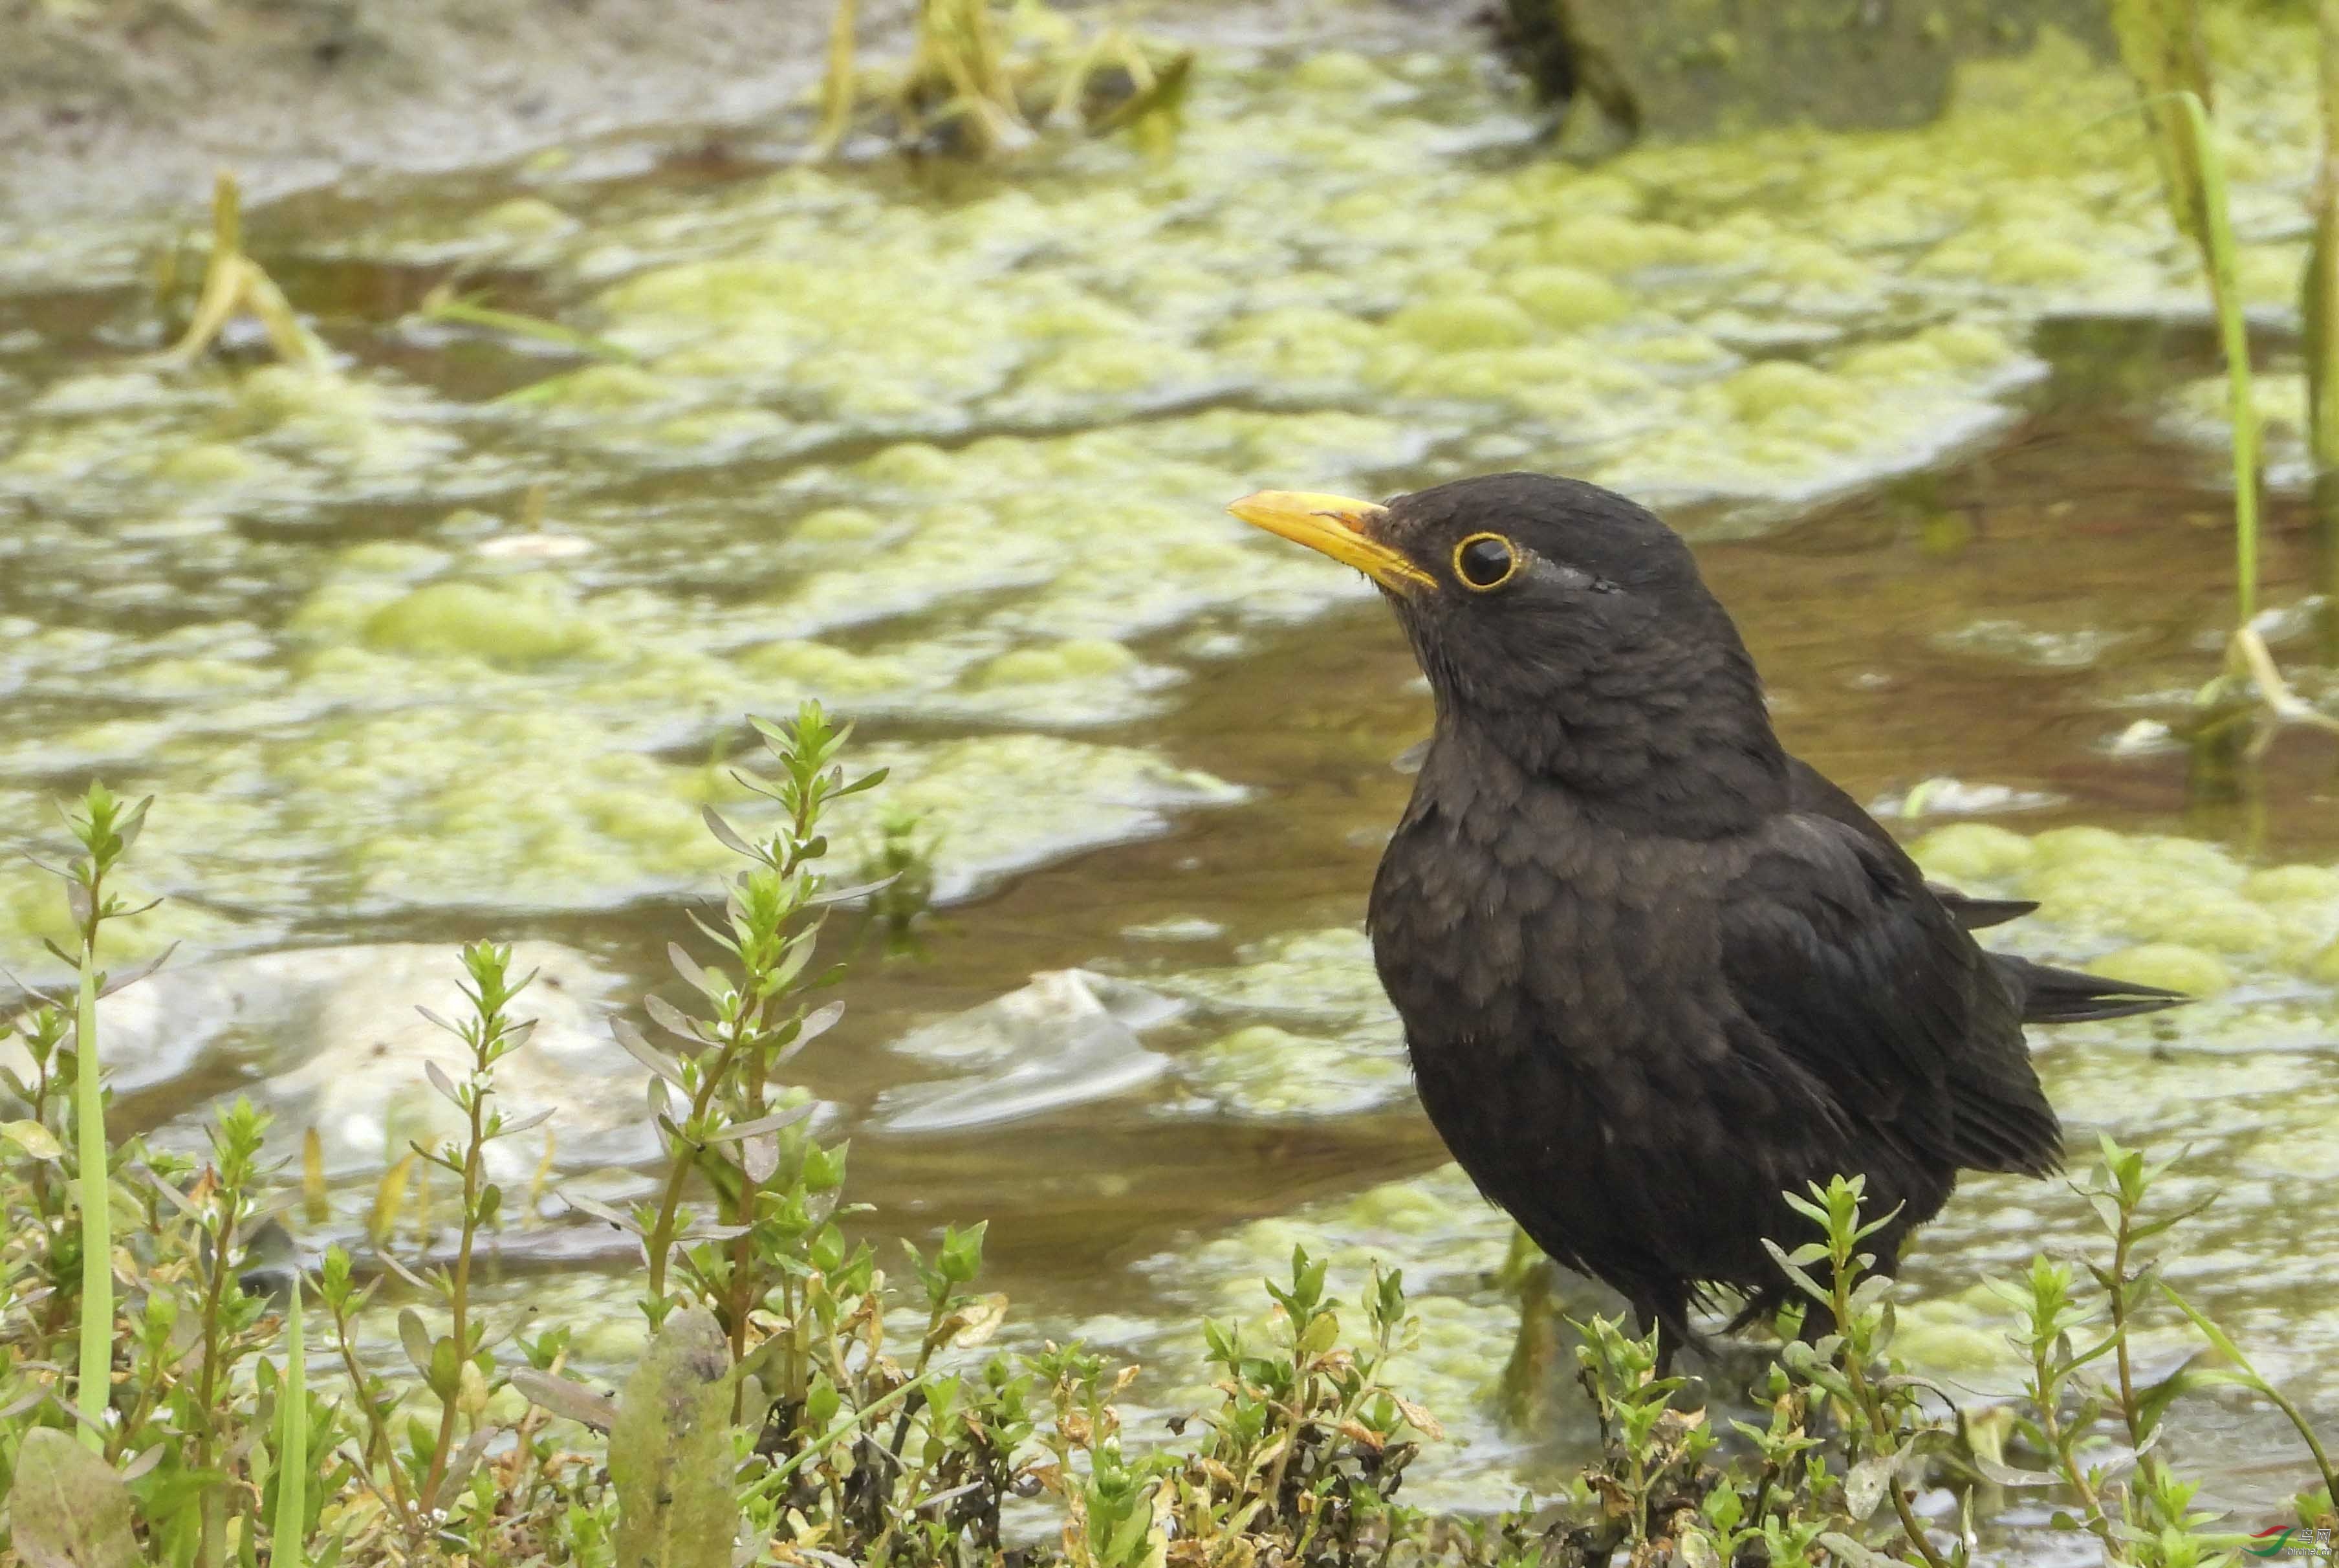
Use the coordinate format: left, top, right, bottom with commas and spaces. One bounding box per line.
1430, 655, 1790, 839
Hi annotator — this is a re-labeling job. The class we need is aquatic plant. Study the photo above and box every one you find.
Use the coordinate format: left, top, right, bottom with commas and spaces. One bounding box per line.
2311, 2, 2339, 479
156, 171, 321, 368
2109, 0, 2219, 294
412, 279, 636, 363
2107, 10, 2339, 767
2176, 87, 2339, 765
811, 0, 1191, 160
1, 709, 2332, 1568
52, 785, 152, 1455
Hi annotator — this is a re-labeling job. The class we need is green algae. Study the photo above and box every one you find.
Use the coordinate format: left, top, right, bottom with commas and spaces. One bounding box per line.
850, 735, 1242, 901
1181, 1023, 1411, 1119
362, 579, 609, 666
3, 16, 2320, 937
1909, 821, 2339, 975
2087, 941, 2237, 997
972, 637, 1140, 686
468, 17, 2309, 516
1153, 926, 1395, 1025
0, 664, 1239, 969
1141, 929, 1413, 1118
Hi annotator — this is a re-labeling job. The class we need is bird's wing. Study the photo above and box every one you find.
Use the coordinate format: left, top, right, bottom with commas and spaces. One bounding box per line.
1783, 756, 2042, 931
1717, 809, 2055, 1175
1933, 889, 2039, 930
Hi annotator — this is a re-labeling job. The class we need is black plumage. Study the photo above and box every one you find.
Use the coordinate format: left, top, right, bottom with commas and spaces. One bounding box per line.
1228, 472, 2182, 1363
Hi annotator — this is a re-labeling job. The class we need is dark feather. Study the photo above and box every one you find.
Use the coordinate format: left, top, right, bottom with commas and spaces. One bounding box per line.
1937, 891, 2040, 930
1994, 953, 2188, 1023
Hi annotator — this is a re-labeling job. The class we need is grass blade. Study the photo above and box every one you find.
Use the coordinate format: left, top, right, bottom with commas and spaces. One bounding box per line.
272, 1281, 308, 1568
73, 955, 109, 1451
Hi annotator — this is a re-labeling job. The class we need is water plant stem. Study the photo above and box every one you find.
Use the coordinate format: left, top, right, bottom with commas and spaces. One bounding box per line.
642, 1034, 748, 1320
2032, 1328, 2128, 1563
327, 1286, 417, 1527
2173, 90, 2258, 629
2112, 0, 2216, 281
2315, 0, 2339, 472
419, 948, 528, 1507
814, 0, 860, 158
1828, 1259, 1951, 1568
274, 1283, 308, 1568
420, 1063, 489, 1504
72, 876, 109, 1452
192, 1175, 240, 1567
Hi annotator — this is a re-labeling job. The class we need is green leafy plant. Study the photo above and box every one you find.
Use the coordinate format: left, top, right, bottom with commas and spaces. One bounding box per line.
54, 784, 153, 1452
3, 719, 2331, 1568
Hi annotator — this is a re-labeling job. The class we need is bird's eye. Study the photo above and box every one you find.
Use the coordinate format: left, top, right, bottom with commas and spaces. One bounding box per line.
1453, 533, 1519, 591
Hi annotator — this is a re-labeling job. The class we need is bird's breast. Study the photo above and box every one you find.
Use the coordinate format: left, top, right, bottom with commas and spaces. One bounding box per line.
1367, 773, 1738, 1107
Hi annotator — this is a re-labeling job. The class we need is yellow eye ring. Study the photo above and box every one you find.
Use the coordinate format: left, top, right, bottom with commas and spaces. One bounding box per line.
1453, 532, 1519, 591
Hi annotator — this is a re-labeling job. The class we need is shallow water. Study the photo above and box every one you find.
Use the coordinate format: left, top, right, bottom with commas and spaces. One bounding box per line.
3, 8, 2337, 1545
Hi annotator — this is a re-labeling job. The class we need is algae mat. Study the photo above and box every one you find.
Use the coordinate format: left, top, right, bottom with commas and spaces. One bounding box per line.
0, 14, 2320, 972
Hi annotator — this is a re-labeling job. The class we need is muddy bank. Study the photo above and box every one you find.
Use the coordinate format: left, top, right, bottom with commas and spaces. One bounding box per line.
6, 0, 2135, 227
1, 0, 902, 220
1, 0, 1449, 223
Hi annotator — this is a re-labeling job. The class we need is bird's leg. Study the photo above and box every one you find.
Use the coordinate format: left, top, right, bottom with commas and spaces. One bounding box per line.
1631, 1284, 1693, 1380
1635, 1305, 1673, 1379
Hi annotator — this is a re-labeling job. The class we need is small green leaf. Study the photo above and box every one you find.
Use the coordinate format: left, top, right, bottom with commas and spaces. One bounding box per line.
3, 1119, 65, 1160
397, 1309, 433, 1382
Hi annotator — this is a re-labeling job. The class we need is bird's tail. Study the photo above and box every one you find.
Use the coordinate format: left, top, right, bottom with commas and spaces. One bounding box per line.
1994, 953, 2188, 1024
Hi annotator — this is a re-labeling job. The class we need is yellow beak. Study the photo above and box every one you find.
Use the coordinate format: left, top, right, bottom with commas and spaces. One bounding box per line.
1227, 490, 1435, 593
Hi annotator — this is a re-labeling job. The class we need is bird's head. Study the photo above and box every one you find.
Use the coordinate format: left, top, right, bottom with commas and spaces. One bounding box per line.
1230, 472, 1788, 830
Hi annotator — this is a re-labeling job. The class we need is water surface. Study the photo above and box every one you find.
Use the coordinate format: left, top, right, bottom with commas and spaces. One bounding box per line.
1, 13, 2334, 1540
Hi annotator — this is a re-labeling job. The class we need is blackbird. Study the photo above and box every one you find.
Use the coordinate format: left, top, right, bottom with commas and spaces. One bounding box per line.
1228, 472, 2182, 1364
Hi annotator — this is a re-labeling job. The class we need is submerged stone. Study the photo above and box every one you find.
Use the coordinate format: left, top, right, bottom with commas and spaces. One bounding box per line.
873, 970, 1180, 1134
